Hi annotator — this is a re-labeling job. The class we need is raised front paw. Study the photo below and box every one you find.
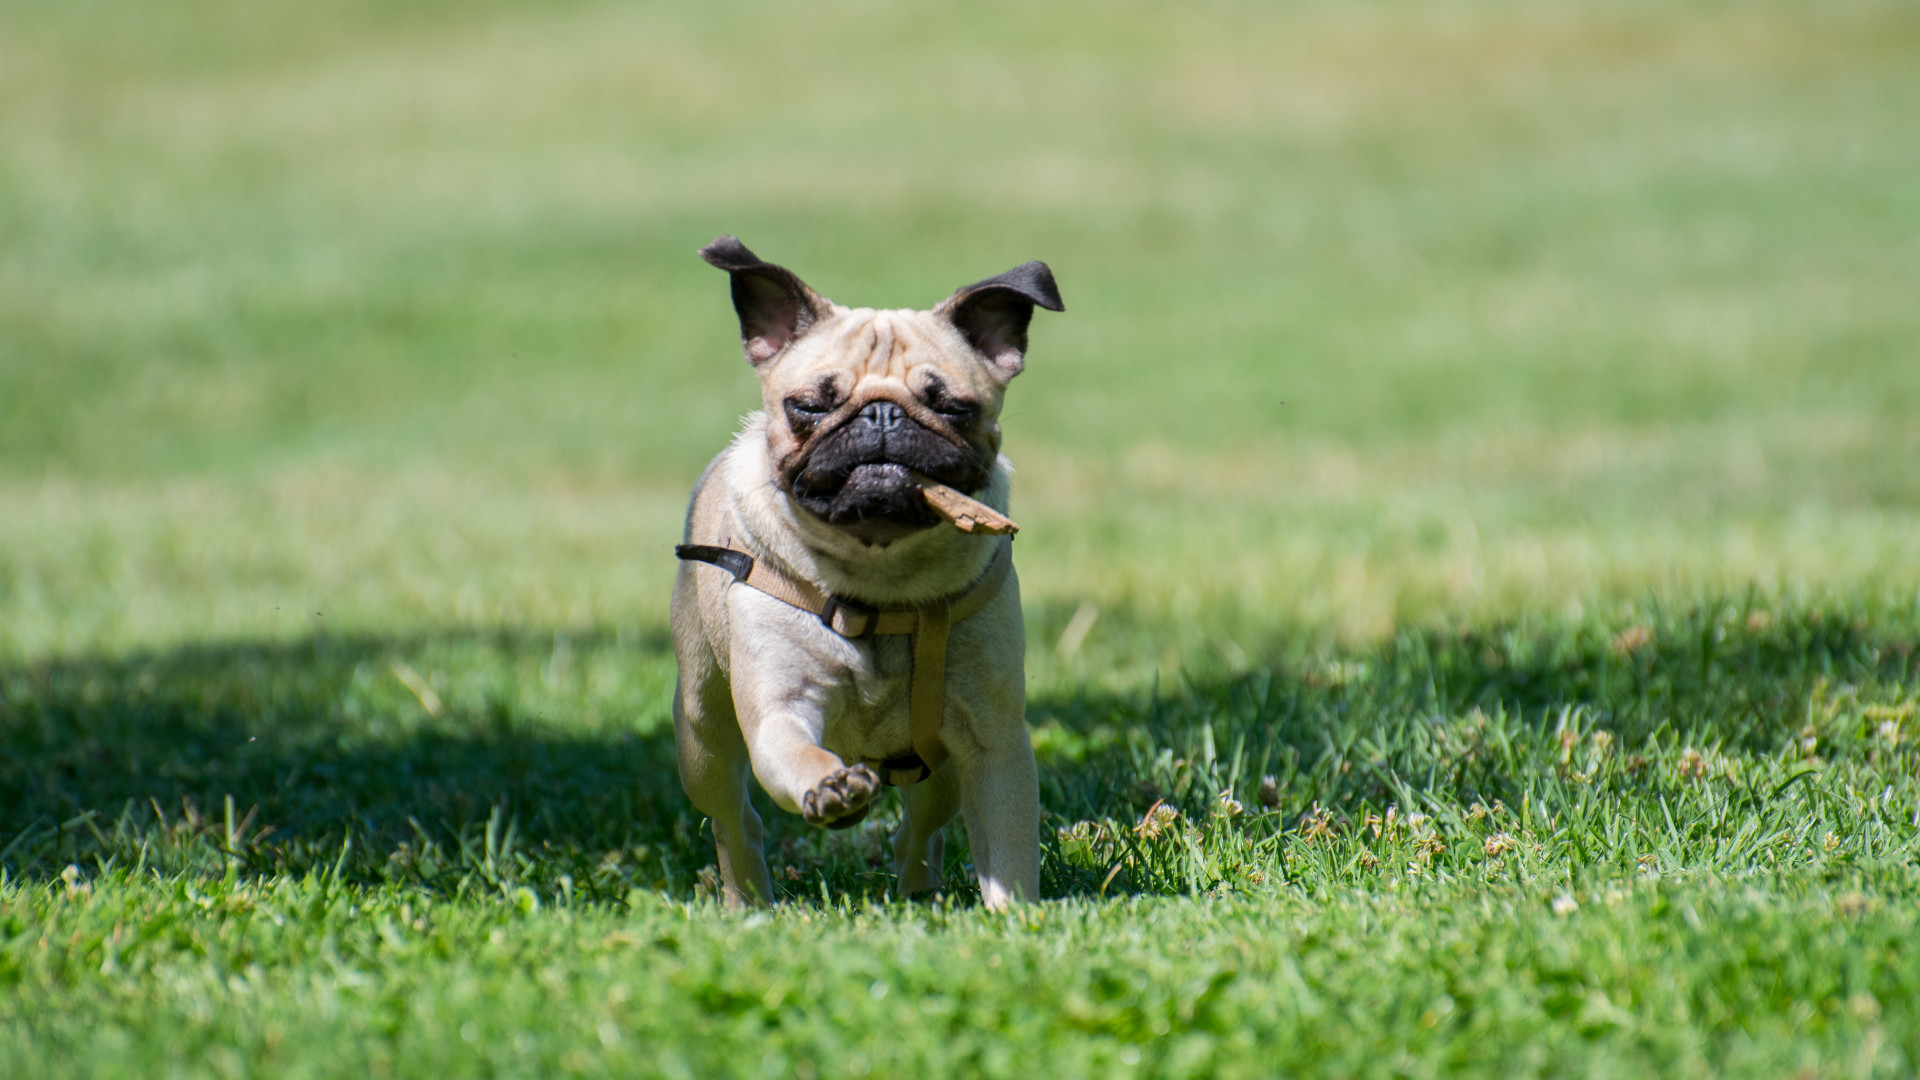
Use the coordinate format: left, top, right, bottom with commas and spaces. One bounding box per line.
801, 764, 880, 830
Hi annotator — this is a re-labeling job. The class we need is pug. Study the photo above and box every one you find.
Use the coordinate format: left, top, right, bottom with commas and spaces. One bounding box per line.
670, 236, 1062, 909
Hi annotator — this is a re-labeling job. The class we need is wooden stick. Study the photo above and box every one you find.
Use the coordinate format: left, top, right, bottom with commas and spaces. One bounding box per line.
915, 479, 1019, 535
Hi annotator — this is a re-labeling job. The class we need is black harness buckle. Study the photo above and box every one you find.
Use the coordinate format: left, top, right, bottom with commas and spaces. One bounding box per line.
819, 595, 878, 637
878, 750, 932, 787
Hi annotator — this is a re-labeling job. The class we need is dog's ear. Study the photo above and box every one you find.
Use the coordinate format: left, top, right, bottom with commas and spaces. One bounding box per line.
699, 236, 830, 366
935, 260, 1064, 381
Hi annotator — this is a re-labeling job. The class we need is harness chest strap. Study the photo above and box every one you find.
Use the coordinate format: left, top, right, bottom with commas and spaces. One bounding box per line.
674, 536, 1013, 785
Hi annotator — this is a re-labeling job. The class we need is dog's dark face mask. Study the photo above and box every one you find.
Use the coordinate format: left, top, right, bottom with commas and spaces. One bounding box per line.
784, 393, 989, 542
697, 236, 1064, 545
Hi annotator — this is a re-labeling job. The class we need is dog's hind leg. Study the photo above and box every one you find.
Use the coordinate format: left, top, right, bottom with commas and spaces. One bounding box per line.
674, 672, 775, 907
893, 764, 961, 896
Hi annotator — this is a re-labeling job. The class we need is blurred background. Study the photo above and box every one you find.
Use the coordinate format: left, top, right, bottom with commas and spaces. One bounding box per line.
3, 0, 1917, 659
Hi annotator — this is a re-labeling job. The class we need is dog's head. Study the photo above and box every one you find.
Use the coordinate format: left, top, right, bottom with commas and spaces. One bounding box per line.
700, 236, 1063, 544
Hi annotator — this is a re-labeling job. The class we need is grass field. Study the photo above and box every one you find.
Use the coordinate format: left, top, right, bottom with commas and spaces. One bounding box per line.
3, 0, 1919, 1076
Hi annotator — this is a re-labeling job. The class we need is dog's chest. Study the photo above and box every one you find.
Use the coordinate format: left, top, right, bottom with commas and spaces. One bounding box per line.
820, 634, 917, 757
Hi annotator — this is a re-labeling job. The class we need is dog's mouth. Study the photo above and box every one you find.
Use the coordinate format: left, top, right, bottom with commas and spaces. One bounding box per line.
792, 462, 937, 543
787, 403, 988, 544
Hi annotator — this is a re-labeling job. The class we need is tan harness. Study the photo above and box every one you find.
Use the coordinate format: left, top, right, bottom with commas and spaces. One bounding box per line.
675, 534, 1014, 788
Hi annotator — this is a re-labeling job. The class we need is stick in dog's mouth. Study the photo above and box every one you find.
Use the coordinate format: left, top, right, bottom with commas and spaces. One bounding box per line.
912, 474, 1019, 535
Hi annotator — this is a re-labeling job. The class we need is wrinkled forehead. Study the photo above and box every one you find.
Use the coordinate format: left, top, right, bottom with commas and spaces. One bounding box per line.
777, 308, 997, 396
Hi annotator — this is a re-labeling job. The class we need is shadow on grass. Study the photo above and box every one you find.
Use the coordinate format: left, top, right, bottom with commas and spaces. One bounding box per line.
0, 629, 705, 899
1, 597, 1913, 901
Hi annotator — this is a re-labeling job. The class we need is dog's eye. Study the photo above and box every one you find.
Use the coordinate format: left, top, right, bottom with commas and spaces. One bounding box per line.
918, 375, 977, 423
932, 398, 978, 423
784, 397, 831, 425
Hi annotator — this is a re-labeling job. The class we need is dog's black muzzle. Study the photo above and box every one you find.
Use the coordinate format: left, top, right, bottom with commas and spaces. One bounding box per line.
790, 400, 987, 540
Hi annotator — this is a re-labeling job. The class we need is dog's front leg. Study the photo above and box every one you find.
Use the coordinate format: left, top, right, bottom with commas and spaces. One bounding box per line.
727, 613, 881, 831
741, 709, 880, 831
957, 734, 1041, 909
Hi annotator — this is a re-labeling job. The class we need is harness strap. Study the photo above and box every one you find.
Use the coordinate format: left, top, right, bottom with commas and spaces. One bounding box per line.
675, 534, 1013, 785
908, 598, 951, 774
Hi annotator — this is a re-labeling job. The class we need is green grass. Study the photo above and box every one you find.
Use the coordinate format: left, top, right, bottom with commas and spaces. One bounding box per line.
3, 0, 1919, 1075
4, 603, 1919, 1076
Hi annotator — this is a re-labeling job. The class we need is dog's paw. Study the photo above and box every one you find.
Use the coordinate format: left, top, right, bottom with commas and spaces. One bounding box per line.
801, 764, 880, 830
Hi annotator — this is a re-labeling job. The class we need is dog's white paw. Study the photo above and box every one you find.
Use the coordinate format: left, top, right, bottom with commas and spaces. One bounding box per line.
802, 764, 880, 830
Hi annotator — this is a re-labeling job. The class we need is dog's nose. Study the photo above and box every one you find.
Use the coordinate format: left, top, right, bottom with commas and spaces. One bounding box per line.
859, 400, 906, 431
